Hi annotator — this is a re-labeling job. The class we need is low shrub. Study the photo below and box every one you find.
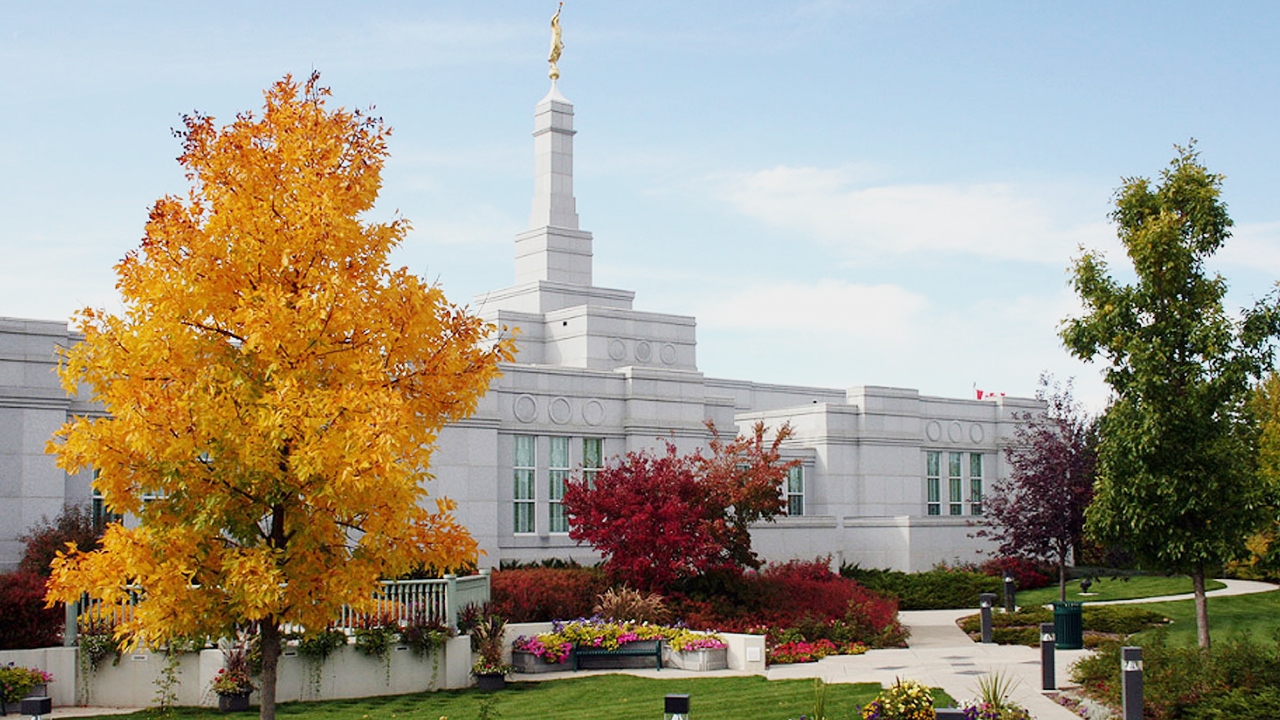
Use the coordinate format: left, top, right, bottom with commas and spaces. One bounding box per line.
490, 566, 609, 622
990, 627, 1039, 646
843, 564, 1001, 610
1084, 605, 1169, 635
0, 571, 62, 649
959, 605, 1167, 646
1072, 633, 1280, 720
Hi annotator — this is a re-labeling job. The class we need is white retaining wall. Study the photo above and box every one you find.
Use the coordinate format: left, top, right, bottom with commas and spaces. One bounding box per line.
0, 636, 471, 708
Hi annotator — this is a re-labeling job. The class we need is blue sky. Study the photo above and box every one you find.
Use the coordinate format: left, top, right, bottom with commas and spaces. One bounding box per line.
4, 1, 1280, 411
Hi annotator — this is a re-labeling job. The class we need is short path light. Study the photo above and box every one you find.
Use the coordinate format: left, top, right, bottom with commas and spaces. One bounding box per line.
664, 693, 690, 720
979, 592, 996, 643
1040, 622, 1056, 690
1003, 574, 1016, 611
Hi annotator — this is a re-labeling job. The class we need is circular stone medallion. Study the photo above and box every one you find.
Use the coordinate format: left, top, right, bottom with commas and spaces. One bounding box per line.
925, 420, 943, 442
513, 394, 538, 424
583, 399, 605, 426
608, 338, 626, 361
549, 397, 572, 425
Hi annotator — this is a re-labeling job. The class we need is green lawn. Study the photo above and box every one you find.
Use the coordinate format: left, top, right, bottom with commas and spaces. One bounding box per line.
75, 676, 954, 720
1133, 588, 1280, 646
1016, 575, 1225, 605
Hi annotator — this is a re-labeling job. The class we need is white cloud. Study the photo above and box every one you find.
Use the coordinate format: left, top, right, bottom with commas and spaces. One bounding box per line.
695, 278, 927, 339
714, 165, 1113, 263
1218, 220, 1280, 274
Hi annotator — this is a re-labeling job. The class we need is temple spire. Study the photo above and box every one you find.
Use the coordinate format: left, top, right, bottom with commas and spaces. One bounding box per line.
514, 4, 593, 287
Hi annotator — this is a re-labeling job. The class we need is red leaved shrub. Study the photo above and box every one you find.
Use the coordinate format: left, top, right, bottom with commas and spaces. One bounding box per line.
489, 567, 609, 622
0, 571, 63, 649
978, 556, 1052, 590
671, 557, 903, 646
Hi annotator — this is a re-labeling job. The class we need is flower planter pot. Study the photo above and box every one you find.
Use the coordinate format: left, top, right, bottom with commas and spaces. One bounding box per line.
475, 673, 506, 691
663, 646, 728, 671
2, 684, 52, 715
511, 650, 571, 674
217, 692, 252, 712
572, 639, 662, 671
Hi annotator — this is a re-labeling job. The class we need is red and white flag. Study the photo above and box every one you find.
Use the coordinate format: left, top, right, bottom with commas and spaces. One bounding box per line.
975, 388, 1005, 400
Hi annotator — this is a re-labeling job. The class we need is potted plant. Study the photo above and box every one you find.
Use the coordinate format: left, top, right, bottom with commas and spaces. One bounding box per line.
0, 664, 54, 716
469, 612, 510, 691
211, 641, 256, 712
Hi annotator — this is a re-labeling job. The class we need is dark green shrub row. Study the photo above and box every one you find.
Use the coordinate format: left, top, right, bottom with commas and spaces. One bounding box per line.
959, 605, 1167, 640
1073, 634, 1280, 720
842, 565, 1001, 609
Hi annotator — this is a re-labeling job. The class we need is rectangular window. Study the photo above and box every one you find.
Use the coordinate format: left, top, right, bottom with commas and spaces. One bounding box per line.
969, 453, 984, 515
582, 438, 603, 487
926, 451, 941, 516
514, 435, 535, 534
948, 452, 963, 515
786, 465, 805, 516
548, 437, 570, 534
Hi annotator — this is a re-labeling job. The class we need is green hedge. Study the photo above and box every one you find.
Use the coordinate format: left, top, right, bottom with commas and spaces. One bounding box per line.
842, 566, 1001, 610
958, 605, 1167, 641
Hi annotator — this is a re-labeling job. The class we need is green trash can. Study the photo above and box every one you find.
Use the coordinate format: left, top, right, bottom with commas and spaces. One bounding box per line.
1053, 601, 1084, 650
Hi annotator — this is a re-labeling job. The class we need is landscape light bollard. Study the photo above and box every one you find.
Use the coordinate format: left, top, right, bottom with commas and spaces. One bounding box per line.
1121, 646, 1143, 720
1040, 622, 1056, 690
1003, 574, 1016, 611
664, 693, 691, 720
979, 593, 996, 644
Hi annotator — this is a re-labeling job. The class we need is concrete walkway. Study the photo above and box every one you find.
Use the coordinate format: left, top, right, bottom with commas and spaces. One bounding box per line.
42, 579, 1279, 720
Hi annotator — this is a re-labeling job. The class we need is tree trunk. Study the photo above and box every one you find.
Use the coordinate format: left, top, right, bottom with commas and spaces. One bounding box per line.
1192, 566, 1210, 649
1058, 555, 1068, 602
259, 617, 281, 720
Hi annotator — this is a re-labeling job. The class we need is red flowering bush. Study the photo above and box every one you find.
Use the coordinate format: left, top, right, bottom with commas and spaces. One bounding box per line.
977, 557, 1052, 591
490, 567, 608, 622
770, 638, 839, 664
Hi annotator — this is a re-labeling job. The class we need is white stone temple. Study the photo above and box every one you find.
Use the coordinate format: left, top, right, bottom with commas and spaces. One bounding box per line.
0, 74, 1038, 575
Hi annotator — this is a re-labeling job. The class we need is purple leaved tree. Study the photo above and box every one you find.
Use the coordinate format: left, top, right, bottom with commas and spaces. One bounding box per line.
979, 375, 1097, 601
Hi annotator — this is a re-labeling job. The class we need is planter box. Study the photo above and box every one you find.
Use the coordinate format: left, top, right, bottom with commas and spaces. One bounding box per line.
217, 692, 251, 712
511, 650, 571, 674
475, 673, 505, 691
572, 639, 662, 671
663, 646, 728, 671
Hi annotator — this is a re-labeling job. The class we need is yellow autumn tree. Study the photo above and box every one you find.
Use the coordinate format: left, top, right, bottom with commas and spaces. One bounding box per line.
45, 73, 511, 719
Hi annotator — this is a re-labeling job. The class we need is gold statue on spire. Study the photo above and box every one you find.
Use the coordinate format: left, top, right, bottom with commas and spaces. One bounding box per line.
548, 2, 564, 80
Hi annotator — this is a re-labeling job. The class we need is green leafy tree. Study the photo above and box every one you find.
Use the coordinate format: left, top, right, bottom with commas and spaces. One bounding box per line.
1061, 143, 1280, 648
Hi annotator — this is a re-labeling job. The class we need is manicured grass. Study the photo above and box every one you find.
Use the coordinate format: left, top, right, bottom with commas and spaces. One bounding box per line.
73, 676, 955, 720
1016, 575, 1225, 605
1134, 588, 1280, 646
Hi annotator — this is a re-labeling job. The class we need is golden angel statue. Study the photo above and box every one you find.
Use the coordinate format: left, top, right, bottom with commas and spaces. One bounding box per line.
548, 3, 564, 80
